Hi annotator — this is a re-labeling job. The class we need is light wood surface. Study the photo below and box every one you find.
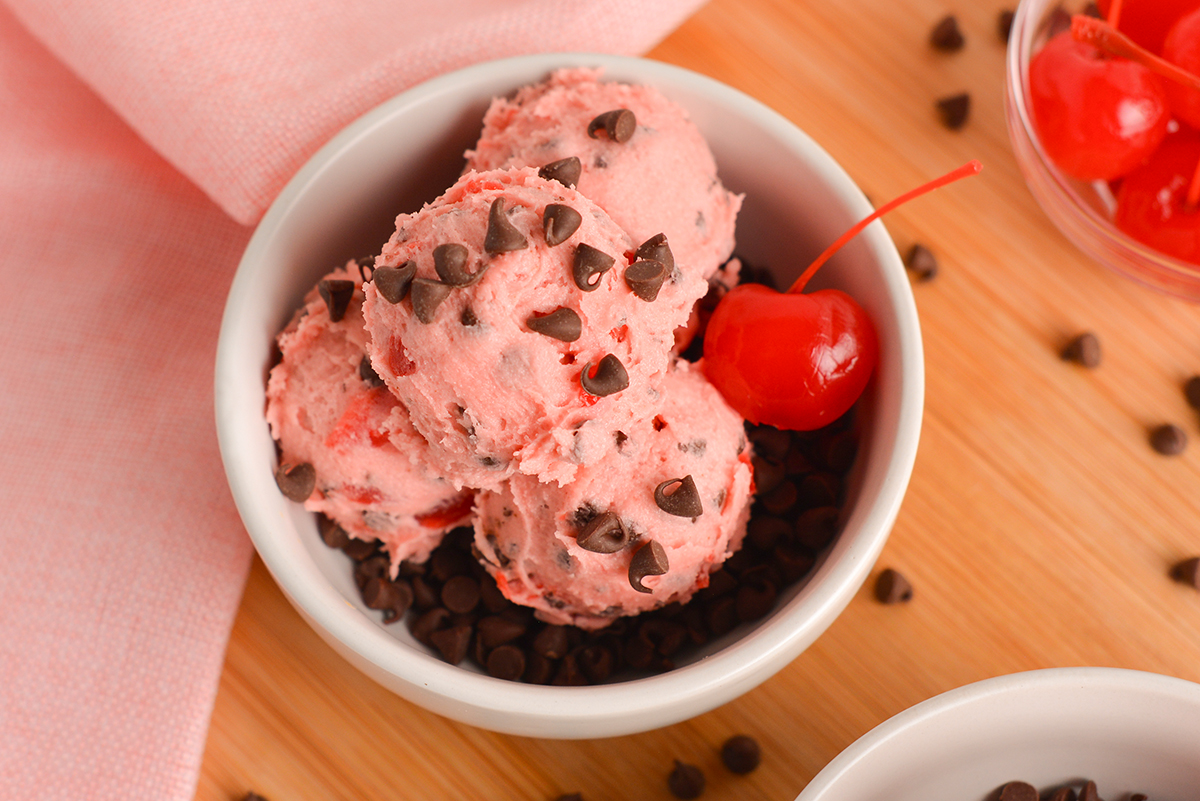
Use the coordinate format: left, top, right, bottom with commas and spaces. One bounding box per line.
196, 0, 1200, 798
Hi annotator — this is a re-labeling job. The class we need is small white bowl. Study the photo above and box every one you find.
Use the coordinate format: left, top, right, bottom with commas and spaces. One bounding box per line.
215, 53, 923, 738
797, 667, 1200, 801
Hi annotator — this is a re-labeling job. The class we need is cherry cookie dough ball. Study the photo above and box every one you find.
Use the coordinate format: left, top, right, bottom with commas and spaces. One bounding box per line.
473, 361, 754, 630
266, 263, 472, 573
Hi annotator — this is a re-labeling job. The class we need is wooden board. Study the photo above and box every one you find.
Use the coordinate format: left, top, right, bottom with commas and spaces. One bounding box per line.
196, 0, 1200, 798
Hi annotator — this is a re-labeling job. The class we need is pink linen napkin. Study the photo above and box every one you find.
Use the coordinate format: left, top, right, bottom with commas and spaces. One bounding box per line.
0, 0, 705, 798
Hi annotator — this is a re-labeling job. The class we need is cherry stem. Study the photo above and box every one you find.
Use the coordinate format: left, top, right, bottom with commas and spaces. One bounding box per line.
1071, 15, 1200, 93
1106, 0, 1123, 31
787, 160, 982, 294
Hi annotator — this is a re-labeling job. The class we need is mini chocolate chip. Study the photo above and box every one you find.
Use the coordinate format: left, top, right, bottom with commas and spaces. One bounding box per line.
654, 475, 703, 518
904, 243, 938, 281
485, 644, 526, 681
429, 624, 472, 665
543, 204, 582, 246
434, 242, 487, 286
930, 14, 965, 51
1184, 375, 1200, 409
1171, 556, 1200, 589
274, 462, 315, 502
1061, 332, 1101, 367
999, 782, 1039, 801
460, 306, 478, 326
720, 735, 761, 774
936, 93, 971, 130
539, 156, 582, 188
875, 568, 913, 603
441, 575, 480, 614
998, 8, 1015, 42
484, 197, 528, 254
526, 307, 582, 342
624, 259, 668, 301
373, 260, 417, 303
576, 510, 632, 553
358, 355, 383, 387
410, 277, 453, 323
572, 243, 615, 291
636, 233, 675, 274
667, 760, 705, 800
581, 354, 629, 397
318, 515, 351, 549
587, 108, 636, 143
318, 279, 355, 322
1150, 423, 1187, 455
629, 540, 669, 593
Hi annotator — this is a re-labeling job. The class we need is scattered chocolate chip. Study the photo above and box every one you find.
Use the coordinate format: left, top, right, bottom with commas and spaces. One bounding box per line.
1149, 423, 1187, 455
576, 510, 633, 553
930, 14, 965, 51
526, 307, 582, 342
654, 475, 704, 518
373, 260, 417, 304
636, 233, 675, 274
667, 760, 705, 800
999, 781, 1039, 801
1171, 556, 1200, 588
572, 243, 615, 291
539, 156, 582, 189
998, 8, 1015, 42
629, 540, 669, 593
581, 353, 629, 397
875, 568, 913, 603
317, 279, 355, 322
410, 277, 453, 323
485, 644, 527, 681
720, 734, 761, 774
587, 108, 637, 143
1061, 331, 1101, 367
273, 462, 315, 502
429, 624, 472, 665
484, 197, 529, 254
543, 203, 583, 246
434, 242, 487, 286
936, 92, 970, 130
904, 243, 939, 281
624, 259, 668, 301
1184, 375, 1200, 409
358, 355, 383, 387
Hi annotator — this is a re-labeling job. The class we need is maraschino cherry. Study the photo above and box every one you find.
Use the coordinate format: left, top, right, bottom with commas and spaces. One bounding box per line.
1095, 0, 1200, 55
1115, 131, 1200, 263
703, 161, 981, 431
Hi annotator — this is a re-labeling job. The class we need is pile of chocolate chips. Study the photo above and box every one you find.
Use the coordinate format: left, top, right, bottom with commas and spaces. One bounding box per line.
317, 410, 858, 685
993, 778, 1148, 801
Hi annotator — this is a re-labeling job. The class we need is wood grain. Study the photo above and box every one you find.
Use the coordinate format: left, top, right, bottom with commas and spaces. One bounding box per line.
196, 0, 1200, 798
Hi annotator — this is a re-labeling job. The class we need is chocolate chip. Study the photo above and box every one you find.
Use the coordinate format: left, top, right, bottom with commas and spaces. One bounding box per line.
572, 243, 615, 291
636, 233, 675, 274
580, 353, 629, 397
1150, 423, 1187, 455
554, 793, 583, 801
875, 568, 913, 603
587, 108, 636, 143
477, 615, 527, 648
1061, 332, 1101, 367
654, 475, 703, 518
576, 643, 615, 682
539, 156, 582, 189
1184, 375, 1200, 409
373, 260, 417, 303
1047, 787, 1076, 801
485, 644, 527, 680
484, 197, 528, 254
904, 243, 938, 281
720, 735, 761, 774
930, 14, 965, 51
936, 93, 970, 130
735, 575, 777, 622
667, 760, 705, 800
576, 510, 632, 553
441, 574, 480, 614
460, 306, 478, 326
429, 624, 472, 665
999, 782, 1039, 801
1171, 556, 1200, 588
318, 515, 351, 549
358, 355, 383, 387
624, 259, 668, 301
543, 204, 582, 246
433, 242, 487, 286
533, 624, 570, 659
241, 793, 269, 801
998, 9, 1015, 42
410, 277, 452, 323
274, 462, 315, 502
526, 307, 582, 342
629, 540, 669, 593
317, 278, 355, 322
362, 577, 413, 622
1079, 781, 1100, 801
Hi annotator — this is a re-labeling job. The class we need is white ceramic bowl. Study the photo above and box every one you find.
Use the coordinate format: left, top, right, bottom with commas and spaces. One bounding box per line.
215, 53, 923, 738
797, 667, 1200, 801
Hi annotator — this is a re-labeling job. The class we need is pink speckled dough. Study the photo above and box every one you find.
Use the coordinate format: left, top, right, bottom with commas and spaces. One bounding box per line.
266, 264, 470, 571
473, 361, 754, 630
362, 168, 690, 490
466, 67, 742, 301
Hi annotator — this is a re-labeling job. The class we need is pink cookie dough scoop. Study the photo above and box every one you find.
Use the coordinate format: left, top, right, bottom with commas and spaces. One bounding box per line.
472, 361, 754, 630
266, 263, 472, 573
362, 167, 685, 490
465, 67, 742, 313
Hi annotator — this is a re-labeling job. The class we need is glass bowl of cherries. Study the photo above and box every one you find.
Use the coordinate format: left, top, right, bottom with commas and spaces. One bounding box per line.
1006, 0, 1200, 300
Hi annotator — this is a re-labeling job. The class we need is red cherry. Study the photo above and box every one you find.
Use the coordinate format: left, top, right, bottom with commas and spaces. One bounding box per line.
1114, 131, 1200, 264
1162, 7, 1200, 128
1096, 0, 1200, 55
1030, 29, 1169, 181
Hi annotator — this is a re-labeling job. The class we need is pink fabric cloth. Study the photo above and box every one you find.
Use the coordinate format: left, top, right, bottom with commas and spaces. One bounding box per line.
0, 1, 704, 798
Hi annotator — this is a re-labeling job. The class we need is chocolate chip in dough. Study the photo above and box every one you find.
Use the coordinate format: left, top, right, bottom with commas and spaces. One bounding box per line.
434, 242, 487, 286
625, 259, 668, 301
904, 243, 939, 281
654, 475, 703, 518
317, 278, 355, 322
636, 232, 675, 274
576, 510, 633, 553
936, 92, 971, 130
274, 462, 315, 502
875, 568, 913, 603
1149, 423, 1187, 455
930, 14, 965, 51
667, 760, 705, 800
629, 540, 669, 594
484, 197, 529, 254
526, 307, 582, 342
539, 156, 582, 189
580, 353, 629, 397
1060, 331, 1101, 367
720, 734, 762, 774
1184, 375, 1200, 410
543, 203, 582, 246
572, 243, 616, 291
373, 260, 416, 303
999, 781, 1040, 801
410, 277, 453, 323
1171, 556, 1200, 589
587, 108, 637, 143
358, 355, 383, 387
